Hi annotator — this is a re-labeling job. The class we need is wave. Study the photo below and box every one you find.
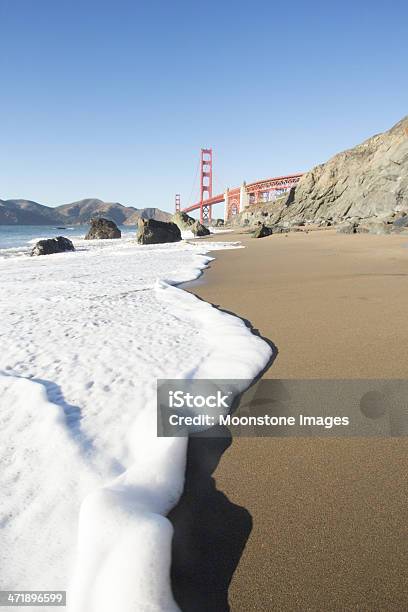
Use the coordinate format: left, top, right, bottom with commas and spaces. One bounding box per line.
0, 238, 271, 610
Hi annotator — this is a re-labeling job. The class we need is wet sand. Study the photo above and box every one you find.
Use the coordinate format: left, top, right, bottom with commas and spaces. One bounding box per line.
171, 230, 408, 611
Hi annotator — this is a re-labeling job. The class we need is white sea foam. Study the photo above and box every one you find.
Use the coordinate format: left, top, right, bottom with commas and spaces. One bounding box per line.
0, 235, 271, 610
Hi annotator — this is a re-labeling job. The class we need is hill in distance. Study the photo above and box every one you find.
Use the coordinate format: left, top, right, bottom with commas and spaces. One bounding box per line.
0, 198, 171, 226
0, 199, 63, 225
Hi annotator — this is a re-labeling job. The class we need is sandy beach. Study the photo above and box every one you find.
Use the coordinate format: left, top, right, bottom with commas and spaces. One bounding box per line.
170, 229, 408, 611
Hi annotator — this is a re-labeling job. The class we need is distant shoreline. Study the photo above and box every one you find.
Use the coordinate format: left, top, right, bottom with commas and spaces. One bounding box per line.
0, 223, 138, 252
0, 222, 138, 226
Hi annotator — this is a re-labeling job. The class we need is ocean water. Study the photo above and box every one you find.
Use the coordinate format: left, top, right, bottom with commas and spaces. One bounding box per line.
0, 224, 136, 253
0, 234, 271, 611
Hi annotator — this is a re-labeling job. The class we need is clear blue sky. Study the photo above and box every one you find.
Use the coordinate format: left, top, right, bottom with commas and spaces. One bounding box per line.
1, 0, 407, 215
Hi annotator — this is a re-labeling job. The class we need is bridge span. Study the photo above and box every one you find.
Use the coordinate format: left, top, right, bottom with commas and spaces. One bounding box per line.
176, 148, 303, 224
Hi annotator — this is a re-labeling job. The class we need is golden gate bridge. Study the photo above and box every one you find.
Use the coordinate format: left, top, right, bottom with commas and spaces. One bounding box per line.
175, 148, 303, 224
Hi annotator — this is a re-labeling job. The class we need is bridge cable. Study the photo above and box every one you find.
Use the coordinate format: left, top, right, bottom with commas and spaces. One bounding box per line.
187, 157, 200, 207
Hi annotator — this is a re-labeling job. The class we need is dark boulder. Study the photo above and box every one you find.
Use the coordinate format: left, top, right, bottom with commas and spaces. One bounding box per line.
211, 218, 224, 227
137, 218, 181, 244
252, 224, 273, 238
85, 217, 121, 240
31, 236, 75, 256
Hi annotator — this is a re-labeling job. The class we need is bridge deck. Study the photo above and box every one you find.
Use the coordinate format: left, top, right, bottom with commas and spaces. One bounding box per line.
182, 193, 225, 213
181, 173, 302, 214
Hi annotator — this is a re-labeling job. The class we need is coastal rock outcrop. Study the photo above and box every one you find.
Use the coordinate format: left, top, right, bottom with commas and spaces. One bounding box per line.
230, 198, 287, 230
172, 211, 210, 236
172, 211, 195, 230
336, 223, 358, 234
253, 224, 273, 238
85, 217, 121, 240
362, 222, 390, 235
137, 218, 181, 244
30, 236, 75, 256
393, 213, 408, 228
335, 219, 408, 235
192, 221, 210, 236
279, 115, 408, 225
228, 116, 408, 231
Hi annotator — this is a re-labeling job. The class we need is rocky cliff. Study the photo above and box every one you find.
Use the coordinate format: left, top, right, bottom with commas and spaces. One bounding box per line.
231, 115, 408, 229
281, 115, 408, 225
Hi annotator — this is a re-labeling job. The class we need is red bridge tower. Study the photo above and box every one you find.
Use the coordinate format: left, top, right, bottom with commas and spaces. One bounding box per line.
175, 193, 181, 213
199, 148, 213, 224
